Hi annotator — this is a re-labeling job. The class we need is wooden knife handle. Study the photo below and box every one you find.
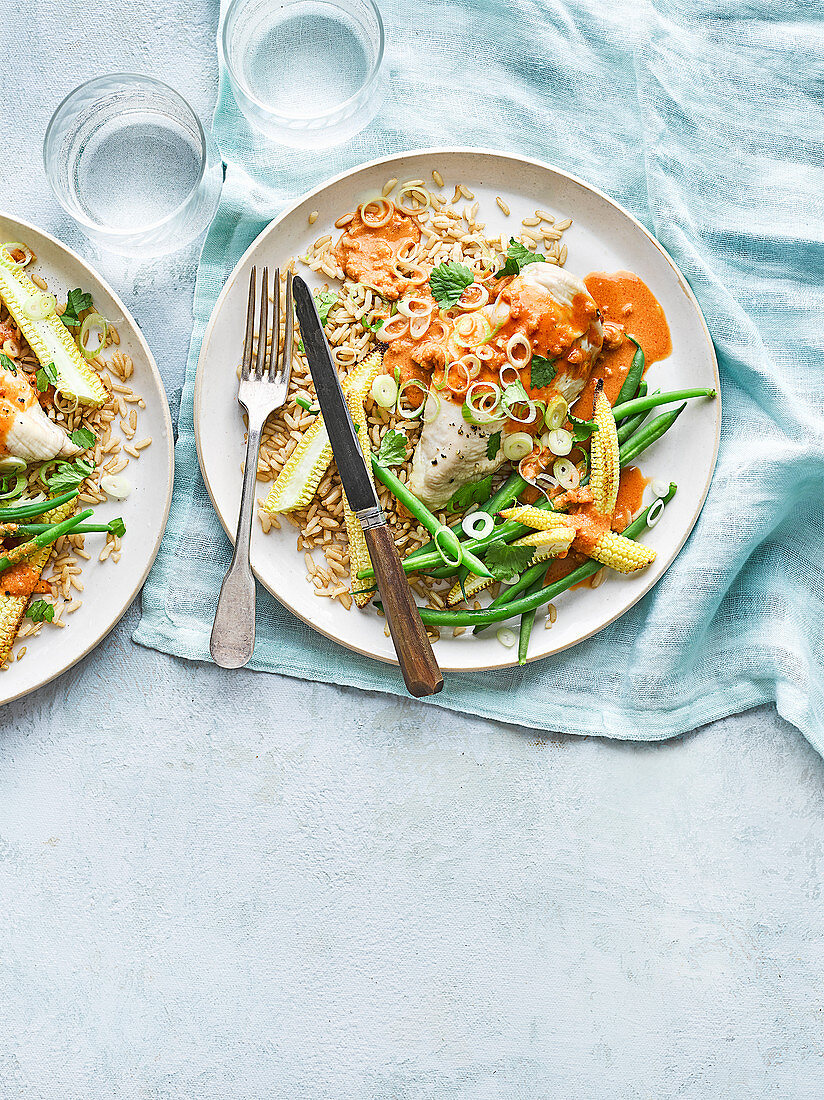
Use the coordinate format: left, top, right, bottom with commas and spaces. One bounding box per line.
363, 524, 444, 698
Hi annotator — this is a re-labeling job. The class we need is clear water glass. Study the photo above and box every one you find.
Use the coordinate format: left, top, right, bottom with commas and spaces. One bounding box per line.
221, 0, 386, 149
44, 74, 223, 258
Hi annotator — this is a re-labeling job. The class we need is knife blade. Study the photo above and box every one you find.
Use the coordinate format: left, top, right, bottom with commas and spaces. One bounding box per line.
292, 275, 443, 699
292, 278, 379, 517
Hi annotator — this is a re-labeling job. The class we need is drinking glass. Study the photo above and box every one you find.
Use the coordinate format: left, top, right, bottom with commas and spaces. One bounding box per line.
44, 74, 223, 258
221, 0, 386, 149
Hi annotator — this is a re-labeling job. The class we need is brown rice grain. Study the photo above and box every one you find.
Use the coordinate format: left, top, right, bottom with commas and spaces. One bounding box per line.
134, 437, 152, 451
382, 178, 398, 196
31, 274, 48, 291
496, 197, 510, 215
308, 211, 319, 225
555, 217, 572, 231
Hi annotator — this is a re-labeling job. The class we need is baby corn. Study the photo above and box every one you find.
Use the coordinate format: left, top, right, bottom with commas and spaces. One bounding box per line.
590, 380, 619, 518
587, 529, 656, 574
446, 528, 575, 605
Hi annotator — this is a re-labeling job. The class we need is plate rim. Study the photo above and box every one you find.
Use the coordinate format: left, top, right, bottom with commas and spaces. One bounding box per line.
194, 146, 721, 672
0, 210, 175, 705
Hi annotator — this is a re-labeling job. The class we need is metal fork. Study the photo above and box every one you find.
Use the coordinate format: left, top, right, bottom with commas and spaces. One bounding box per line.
210, 265, 294, 668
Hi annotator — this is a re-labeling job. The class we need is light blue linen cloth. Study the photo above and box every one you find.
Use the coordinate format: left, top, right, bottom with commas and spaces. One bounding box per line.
135, 0, 824, 748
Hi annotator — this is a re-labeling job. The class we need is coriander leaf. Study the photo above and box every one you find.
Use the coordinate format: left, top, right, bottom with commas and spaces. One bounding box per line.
484, 538, 536, 583
108, 517, 126, 537
375, 429, 407, 467
429, 262, 475, 309
487, 431, 502, 460
495, 238, 545, 278
60, 287, 93, 328
69, 427, 96, 450
0, 353, 17, 375
25, 600, 54, 623
46, 458, 95, 493
448, 475, 492, 513
530, 354, 557, 390
313, 290, 338, 326
35, 361, 59, 392
569, 413, 598, 443
501, 379, 529, 411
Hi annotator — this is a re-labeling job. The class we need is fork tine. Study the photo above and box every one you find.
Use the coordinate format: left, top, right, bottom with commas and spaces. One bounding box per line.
279, 271, 295, 387
241, 266, 257, 380
255, 267, 269, 378
269, 267, 281, 381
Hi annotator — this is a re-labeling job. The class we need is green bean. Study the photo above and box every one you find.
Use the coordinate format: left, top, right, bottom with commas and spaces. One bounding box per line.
411, 485, 677, 628
517, 576, 544, 665
610, 387, 716, 422
13, 521, 121, 536
473, 557, 554, 635
370, 455, 491, 578
615, 335, 645, 406
616, 382, 648, 445
617, 403, 685, 466
0, 509, 93, 573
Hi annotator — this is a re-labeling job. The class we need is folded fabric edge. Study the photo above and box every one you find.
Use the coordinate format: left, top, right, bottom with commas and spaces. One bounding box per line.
132, 608, 793, 743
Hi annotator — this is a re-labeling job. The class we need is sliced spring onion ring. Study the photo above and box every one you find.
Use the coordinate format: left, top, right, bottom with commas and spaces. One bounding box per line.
396, 296, 432, 318
478, 318, 506, 346
397, 379, 428, 419
457, 283, 489, 311
53, 391, 79, 414
499, 363, 522, 389
434, 525, 463, 569
409, 313, 432, 340
651, 477, 670, 499
100, 474, 132, 500
422, 392, 441, 423
79, 312, 107, 360
463, 380, 502, 424
3, 243, 34, 267
453, 312, 490, 348
445, 358, 479, 395
295, 395, 320, 414
501, 381, 537, 425
396, 184, 430, 215
359, 198, 394, 228
462, 511, 495, 540
376, 314, 409, 342
496, 627, 518, 648
0, 457, 27, 476
646, 498, 665, 527
23, 292, 56, 321
370, 374, 398, 409
553, 458, 580, 490
392, 259, 428, 285
502, 432, 534, 461
0, 474, 26, 500
546, 428, 573, 456
35, 459, 60, 485
544, 394, 569, 430
505, 332, 531, 367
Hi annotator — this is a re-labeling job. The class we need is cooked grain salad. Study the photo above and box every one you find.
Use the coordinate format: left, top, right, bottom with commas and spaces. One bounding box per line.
255, 171, 716, 660
0, 243, 151, 666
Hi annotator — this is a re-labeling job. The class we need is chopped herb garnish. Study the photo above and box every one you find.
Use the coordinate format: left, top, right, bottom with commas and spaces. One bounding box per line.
45, 458, 95, 493
495, 238, 545, 279
501, 379, 530, 411
108, 517, 126, 537
0, 353, 17, 375
484, 538, 536, 583
429, 262, 475, 309
297, 339, 304, 354
60, 288, 93, 328
314, 290, 338, 326
25, 600, 54, 623
375, 429, 407, 467
487, 431, 502, 460
69, 427, 96, 450
448, 474, 492, 512
529, 354, 557, 390
35, 361, 59, 393
569, 412, 598, 442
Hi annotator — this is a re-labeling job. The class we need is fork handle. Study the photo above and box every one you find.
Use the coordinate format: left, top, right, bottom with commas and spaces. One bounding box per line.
210, 412, 264, 668
364, 524, 444, 698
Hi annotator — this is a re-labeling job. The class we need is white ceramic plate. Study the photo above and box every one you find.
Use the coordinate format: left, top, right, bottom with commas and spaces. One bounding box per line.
0, 213, 174, 702
195, 149, 720, 672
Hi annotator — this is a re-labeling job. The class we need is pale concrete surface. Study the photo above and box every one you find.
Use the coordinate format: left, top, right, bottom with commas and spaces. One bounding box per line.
1, 1, 823, 1096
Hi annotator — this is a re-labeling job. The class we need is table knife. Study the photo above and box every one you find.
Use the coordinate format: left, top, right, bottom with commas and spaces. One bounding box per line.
292, 276, 444, 699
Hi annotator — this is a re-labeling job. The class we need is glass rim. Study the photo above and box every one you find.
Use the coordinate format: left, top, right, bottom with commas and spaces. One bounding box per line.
220, 0, 385, 124
43, 72, 212, 239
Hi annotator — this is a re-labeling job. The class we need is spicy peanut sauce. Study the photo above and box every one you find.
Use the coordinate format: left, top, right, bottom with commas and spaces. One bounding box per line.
332, 212, 672, 577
